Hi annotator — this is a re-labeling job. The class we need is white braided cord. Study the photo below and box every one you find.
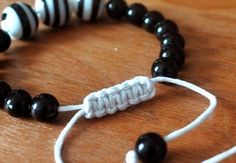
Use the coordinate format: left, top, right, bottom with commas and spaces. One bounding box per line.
54, 76, 220, 163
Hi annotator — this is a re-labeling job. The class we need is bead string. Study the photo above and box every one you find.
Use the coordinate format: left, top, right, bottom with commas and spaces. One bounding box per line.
0, 0, 186, 125
55, 76, 217, 163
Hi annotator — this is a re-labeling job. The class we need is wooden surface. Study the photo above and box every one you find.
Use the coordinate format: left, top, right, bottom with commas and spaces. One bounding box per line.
0, 0, 236, 162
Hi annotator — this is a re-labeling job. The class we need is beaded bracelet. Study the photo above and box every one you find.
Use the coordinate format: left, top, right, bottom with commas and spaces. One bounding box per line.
0, 0, 234, 163
0, 1, 185, 124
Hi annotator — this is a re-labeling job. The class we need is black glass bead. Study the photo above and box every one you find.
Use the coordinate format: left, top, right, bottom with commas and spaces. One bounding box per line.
4, 89, 32, 117
0, 81, 11, 108
126, 3, 147, 26
160, 45, 185, 66
106, 0, 128, 19
0, 29, 11, 52
161, 33, 185, 48
31, 93, 59, 121
135, 132, 167, 163
151, 58, 179, 78
155, 19, 179, 40
143, 11, 164, 33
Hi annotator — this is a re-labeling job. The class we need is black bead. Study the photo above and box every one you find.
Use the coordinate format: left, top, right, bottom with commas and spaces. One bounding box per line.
161, 33, 185, 48
0, 29, 11, 52
151, 58, 179, 78
106, 0, 128, 19
126, 3, 147, 26
155, 19, 179, 40
4, 89, 32, 117
0, 81, 11, 108
31, 93, 59, 121
135, 132, 167, 163
143, 11, 164, 33
160, 45, 185, 66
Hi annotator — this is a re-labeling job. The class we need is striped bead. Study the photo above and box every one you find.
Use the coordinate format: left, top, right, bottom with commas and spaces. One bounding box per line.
72, 0, 105, 21
35, 0, 71, 27
1, 2, 39, 40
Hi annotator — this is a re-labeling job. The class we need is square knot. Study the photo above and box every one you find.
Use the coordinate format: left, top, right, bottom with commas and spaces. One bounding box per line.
82, 76, 156, 119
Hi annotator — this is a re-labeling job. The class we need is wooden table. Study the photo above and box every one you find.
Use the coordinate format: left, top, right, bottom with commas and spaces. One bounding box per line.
0, 0, 235, 162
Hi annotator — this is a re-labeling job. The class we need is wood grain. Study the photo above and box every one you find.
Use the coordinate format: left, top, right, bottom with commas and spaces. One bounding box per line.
0, 0, 236, 163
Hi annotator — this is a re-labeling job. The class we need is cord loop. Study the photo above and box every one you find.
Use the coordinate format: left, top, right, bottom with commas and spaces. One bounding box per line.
56, 76, 218, 163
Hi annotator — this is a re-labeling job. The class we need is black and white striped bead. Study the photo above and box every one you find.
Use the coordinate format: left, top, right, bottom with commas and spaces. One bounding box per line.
72, 0, 105, 21
35, 0, 71, 27
1, 2, 39, 40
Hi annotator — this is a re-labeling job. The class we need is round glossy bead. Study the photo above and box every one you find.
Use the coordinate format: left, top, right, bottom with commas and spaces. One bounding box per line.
31, 93, 59, 121
135, 132, 167, 163
35, 0, 71, 27
143, 11, 164, 33
4, 89, 32, 117
151, 58, 178, 78
161, 33, 185, 48
0, 81, 11, 108
1, 2, 39, 40
155, 19, 179, 40
0, 30, 11, 52
106, 0, 128, 19
126, 3, 147, 26
160, 45, 185, 66
72, 0, 105, 22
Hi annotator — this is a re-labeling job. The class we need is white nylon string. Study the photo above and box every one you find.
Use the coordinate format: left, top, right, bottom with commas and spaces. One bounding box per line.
202, 146, 236, 163
54, 110, 85, 163
54, 76, 219, 163
151, 77, 217, 142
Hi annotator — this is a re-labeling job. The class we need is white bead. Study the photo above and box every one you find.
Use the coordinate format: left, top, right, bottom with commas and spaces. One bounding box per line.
72, 0, 105, 21
35, 0, 71, 27
125, 150, 140, 163
1, 7, 22, 40
1, 2, 38, 40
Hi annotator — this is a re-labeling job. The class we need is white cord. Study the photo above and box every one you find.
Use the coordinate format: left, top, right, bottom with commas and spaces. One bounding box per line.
151, 77, 217, 142
54, 76, 218, 163
202, 146, 236, 163
54, 110, 85, 163
125, 77, 217, 163
58, 76, 156, 119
